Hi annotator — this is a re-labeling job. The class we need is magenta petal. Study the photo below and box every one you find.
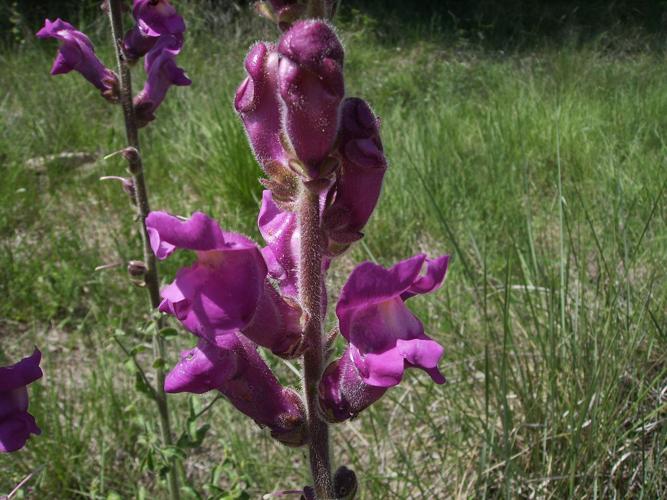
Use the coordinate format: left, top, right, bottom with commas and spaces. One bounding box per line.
165, 335, 306, 446
164, 338, 238, 394
0, 349, 42, 392
122, 24, 158, 61
336, 254, 448, 389
397, 338, 446, 383
258, 190, 300, 298
158, 252, 266, 341
241, 283, 303, 357
0, 349, 42, 453
337, 255, 426, 319
400, 255, 449, 301
354, 346, 406, 387
0, 413, 41, 453
146, 211, 228, 259
50, 51, 73, 75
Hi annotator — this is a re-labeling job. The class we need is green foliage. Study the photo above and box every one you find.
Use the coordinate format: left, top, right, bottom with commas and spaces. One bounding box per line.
1, 5, 666, 499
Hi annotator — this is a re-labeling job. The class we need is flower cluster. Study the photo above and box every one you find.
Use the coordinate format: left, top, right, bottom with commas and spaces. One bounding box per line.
37, 1, 190, 126
152, 19, 448, 448
146, 211, 308, 445
0, 349, 43, 453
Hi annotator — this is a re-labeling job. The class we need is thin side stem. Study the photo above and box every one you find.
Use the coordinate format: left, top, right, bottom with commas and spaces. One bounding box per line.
298, 186, 333, 499
107, 2, 180, 499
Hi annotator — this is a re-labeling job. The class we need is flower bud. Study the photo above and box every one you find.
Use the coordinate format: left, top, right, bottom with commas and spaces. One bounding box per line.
235, 43, 288, 172
127, 260, 147, 277
334, 466, 358, 500
318, 349, 387, 423
100, 175, 136, 201
277, 20, 345, 178
323, 98, 387, 255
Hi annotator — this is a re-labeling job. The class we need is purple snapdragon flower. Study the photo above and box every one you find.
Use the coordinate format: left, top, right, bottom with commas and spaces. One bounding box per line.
147, 211, 303, 358
36, 18, 118, 101
277, 20, 345, 176
123, 0, 186, 61
165, 334, 307, 446
0, 349, 43, 453
319, 254, 448, 422
133, 35, 191, 126
323, 97, 387, 255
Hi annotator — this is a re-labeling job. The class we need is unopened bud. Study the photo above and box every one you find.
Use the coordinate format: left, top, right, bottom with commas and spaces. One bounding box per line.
127, 260, 148, 277
334, 466, 358, 499
100, 175, 136, 202
121, 147, 140, 163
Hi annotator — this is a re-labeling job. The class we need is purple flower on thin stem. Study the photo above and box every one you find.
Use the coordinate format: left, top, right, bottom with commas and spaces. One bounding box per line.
319, 254, 448, 422
0, 349, 43, 453
323, 97, 387, 255
133, 36, 191, 127
277, 20, 345, 177
123, 0, 186, 61
147, 211, 303, 357
36, 18, 118, 101
165, 334, 307, 446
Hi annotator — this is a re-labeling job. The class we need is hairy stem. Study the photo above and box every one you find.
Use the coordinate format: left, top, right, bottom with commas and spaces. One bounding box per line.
107, 2, 180, 499
298, 186, 333, 498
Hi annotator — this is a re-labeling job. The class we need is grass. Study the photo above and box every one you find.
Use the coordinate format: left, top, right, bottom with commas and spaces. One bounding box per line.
1, 4, 667, 498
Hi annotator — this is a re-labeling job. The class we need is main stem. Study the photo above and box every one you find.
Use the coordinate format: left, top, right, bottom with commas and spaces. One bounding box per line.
298, 186, 333, 499
107, 2, 180, 499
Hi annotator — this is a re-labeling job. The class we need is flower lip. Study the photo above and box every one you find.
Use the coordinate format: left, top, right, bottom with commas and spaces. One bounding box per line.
147, 211, 234, 260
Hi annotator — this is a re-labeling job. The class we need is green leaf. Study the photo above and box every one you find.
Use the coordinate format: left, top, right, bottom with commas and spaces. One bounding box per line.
159, 327, 179, 338
134, 372, 154, 397
152, 357, 166, 369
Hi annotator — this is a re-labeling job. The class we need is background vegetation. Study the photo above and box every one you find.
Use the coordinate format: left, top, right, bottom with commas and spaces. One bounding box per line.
1, 1, 666, 498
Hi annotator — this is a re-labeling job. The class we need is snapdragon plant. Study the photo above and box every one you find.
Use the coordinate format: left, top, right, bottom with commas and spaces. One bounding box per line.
7, 1, 451, 498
